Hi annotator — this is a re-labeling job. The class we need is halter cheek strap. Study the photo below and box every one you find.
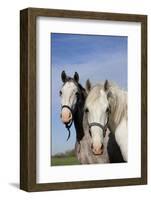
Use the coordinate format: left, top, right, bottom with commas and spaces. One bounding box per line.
61, 105, 73, 141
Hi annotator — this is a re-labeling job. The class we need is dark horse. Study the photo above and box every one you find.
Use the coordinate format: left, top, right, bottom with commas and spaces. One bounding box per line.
60, 71, 124, 164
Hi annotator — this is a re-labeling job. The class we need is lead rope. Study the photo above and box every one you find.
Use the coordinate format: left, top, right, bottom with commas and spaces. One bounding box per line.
65, 120, 73, 141
61, 105, 74, 141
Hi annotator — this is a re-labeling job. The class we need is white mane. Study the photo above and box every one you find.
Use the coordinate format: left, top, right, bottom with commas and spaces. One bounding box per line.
108, 82, 127, 129
85, 84, 103, 109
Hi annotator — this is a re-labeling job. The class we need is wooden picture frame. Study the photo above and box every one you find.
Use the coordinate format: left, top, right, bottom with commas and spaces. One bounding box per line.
20, 7, 147, 192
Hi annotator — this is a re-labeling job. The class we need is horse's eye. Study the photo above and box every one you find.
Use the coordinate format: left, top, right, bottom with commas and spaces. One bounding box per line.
85, 108, 89, 113
59, 91, 62, 96
75, 92, 79, 96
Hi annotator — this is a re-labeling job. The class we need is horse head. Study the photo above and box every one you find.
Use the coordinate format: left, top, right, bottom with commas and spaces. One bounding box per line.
60, 70, 80, 124
84, 80, 111, 155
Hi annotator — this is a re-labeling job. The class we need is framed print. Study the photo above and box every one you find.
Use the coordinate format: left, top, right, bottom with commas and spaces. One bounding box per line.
20, 8, 147, 191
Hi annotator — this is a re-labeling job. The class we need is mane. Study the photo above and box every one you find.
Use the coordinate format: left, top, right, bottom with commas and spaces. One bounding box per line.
78, 83, 87, 99
85, 83, 103, 108
107, 82, 127, 126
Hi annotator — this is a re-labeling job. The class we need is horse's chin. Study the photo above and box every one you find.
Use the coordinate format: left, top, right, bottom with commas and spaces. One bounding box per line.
62, 120, 72, 127
93, 152, 103, 156
92, 149, 104, 156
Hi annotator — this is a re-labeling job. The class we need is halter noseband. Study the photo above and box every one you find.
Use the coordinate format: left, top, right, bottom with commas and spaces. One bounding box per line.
61, 105, 74, 141
62, 105, 73, 115
89, 115, 109, 138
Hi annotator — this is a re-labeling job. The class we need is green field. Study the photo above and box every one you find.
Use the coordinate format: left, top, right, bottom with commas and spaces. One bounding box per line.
51, 156, 80, 166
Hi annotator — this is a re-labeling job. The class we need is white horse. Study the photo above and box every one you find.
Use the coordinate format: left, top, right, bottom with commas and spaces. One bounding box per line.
85, 80, 127, 161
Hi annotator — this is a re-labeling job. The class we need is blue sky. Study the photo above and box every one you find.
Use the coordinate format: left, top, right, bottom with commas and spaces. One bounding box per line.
51, 33, 127, 155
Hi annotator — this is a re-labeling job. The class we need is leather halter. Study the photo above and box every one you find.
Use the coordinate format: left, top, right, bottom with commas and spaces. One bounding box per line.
61, 105, 74, 141
89, 115, 109, 138
62, 105, 73, 115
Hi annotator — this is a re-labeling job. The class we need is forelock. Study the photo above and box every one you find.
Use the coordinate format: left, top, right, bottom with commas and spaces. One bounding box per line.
85, 84, 103, 108
63, 81, 77, 91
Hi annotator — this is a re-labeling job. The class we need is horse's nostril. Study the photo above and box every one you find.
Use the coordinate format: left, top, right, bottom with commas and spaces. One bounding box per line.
91, 143, 93, 150
68, 112, 72, 120
101, 144, 104, 150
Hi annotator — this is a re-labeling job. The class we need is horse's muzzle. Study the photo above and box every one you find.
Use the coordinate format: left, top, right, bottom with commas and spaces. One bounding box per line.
91, 144, 104, 155
60, 111, 72, 124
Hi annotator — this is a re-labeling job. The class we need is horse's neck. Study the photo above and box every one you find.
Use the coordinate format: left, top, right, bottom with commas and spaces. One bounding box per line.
109, 90, 127, 132
74, 97, 85, 142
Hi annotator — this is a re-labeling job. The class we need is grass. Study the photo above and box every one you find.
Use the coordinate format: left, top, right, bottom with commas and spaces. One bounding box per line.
51, 155, 80, 166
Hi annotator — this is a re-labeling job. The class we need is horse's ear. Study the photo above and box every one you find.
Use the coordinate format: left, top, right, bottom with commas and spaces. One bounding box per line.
104, 80, 112, 99
73, 72, 79, 82
104, 80, 109, 91
85, 79, 92, 94
61, 70, 67, 83
107, 91, 112, 99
